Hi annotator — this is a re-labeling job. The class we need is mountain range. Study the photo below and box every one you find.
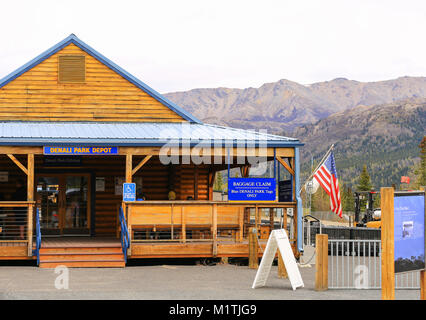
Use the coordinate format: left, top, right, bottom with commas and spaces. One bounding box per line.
165, 76, 426, 188
165, 76, 426, 135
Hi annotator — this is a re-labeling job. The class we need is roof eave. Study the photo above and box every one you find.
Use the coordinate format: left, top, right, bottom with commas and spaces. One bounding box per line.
0, 138, 303, 148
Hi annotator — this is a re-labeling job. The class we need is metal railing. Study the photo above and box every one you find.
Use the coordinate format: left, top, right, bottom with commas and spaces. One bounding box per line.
119, 206, 130, 263
33, 207, 41, 265
328, 239, 420, 289
306, 225, 380, 244
303, 215, 322, 246
0, 207, 28, 240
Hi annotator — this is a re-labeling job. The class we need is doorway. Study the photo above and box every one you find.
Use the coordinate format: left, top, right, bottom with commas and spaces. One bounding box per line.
36, 173, 91, 236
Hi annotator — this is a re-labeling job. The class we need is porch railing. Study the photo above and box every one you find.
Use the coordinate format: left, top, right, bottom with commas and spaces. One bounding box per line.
0, 201, 35, 257
119, 206, 130, 263
123, 201, 294, 247
33, 207, 41, 265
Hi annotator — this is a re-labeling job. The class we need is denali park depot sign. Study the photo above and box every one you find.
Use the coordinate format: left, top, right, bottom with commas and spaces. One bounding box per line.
44, 146, 118, 155
228, 178, 276, 201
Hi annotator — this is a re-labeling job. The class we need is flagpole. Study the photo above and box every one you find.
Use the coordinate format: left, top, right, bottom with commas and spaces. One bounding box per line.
300, 144, 335, 192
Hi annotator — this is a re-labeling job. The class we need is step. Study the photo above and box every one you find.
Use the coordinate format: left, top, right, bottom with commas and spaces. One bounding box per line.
40, 246, 123, 254
39, 260, 125, 268
40, 253, 124, 261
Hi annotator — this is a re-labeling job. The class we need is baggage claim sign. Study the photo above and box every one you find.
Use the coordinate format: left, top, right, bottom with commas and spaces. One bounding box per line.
228, 178, 276, 201
43, 146, 119, 155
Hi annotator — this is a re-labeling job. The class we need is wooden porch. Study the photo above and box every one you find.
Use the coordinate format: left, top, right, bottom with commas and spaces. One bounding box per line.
123, 200, 297, 259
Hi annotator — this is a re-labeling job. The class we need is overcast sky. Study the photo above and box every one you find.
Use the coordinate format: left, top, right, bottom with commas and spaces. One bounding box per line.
0, 0, 425, 93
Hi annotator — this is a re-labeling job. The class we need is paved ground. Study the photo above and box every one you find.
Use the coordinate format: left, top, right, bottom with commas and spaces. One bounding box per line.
0, 262, 420, 300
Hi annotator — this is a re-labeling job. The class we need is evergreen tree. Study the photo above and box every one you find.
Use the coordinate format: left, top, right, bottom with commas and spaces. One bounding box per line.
213, 172, 225, 192
414, 136, 426, 188
341, 184, 354, 212
356, 165, 374, 211
357, 165, 373, 191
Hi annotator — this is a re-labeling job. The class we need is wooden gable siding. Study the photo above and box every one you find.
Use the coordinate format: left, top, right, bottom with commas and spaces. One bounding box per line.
0, 44, 185, 122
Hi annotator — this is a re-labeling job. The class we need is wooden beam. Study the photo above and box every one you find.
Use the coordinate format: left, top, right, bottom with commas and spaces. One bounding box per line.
194, 167, 199, 200
248, 227, 258, 269
381, 187, 395, 300
291, 157, 296, 201
125, 154, 132, 183
0, 146, 43, 155
118, 147, 295, 157
132, 155, 152, 176
212, 204, 217, 256
181, 207, 186, 243
27, 154, 34, 257
27, 154, 34, 201
209, 169, 216, 187
7, 154, 28, 175
276, 156, 295, 176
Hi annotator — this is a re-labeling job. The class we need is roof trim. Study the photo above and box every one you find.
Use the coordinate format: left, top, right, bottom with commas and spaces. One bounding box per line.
0, 138, 304, 148
0, 34, 202, 124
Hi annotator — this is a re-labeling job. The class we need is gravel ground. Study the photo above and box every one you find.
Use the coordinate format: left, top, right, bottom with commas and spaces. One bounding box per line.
0, 262, 420, 300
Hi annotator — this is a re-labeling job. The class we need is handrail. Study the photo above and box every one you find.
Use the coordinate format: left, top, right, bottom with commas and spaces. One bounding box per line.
33, 207, 41, 266
124, 200, 297, 207
119, 206, 130, 263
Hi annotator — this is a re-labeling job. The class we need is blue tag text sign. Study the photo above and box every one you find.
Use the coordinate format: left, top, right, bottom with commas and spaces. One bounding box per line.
228, 178, 276, 201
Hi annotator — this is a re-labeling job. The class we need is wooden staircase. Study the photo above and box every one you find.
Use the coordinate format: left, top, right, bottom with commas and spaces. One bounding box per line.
38, 238, 126, 268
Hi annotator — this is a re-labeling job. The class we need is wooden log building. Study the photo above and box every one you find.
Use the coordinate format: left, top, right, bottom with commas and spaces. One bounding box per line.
0, 34, 304, 267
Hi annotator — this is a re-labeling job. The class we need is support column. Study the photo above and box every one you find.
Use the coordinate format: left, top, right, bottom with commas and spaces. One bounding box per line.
381, 187, 395, 300
27, 154, 34, 256
126, 154, 132, 183
295, 147, 303, 253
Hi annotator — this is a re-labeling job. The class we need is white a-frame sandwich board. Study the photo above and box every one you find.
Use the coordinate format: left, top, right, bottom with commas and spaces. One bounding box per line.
252, 229, 304, 291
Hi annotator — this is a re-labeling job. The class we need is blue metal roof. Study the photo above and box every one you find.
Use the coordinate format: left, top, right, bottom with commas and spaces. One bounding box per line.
0, 122, 302, 147
0, 34, 201, 124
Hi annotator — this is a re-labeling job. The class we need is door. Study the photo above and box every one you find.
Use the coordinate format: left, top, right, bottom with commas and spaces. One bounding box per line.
36, 173, 91, 235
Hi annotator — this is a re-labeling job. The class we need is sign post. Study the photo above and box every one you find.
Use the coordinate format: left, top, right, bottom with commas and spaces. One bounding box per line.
381, 187, 395, 300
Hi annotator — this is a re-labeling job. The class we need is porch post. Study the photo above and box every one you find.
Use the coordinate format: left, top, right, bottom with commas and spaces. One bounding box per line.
295, 147, 303, 253
27, 154, 34, 256
125, 154, 132, 183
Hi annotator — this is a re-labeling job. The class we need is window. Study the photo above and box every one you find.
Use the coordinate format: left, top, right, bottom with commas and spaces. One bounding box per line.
58, 55, 86, 83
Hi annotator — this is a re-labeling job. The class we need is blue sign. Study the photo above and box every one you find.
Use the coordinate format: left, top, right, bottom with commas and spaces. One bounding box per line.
44, 146, 118, 155
228, 178, 276, 201
123, 183, 136, 202
394, 193, 425, 273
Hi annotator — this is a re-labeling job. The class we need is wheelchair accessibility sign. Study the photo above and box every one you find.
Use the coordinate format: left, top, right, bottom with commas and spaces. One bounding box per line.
123, 183, 136, 202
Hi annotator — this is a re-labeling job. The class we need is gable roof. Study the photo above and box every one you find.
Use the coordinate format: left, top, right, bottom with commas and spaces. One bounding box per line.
0, 34, 202, 124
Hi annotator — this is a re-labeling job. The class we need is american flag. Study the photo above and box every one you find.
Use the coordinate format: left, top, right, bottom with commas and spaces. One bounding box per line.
313, 151, 342, 218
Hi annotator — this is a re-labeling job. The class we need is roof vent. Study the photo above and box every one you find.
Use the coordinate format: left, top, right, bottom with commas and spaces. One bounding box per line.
58, 55, 85, 83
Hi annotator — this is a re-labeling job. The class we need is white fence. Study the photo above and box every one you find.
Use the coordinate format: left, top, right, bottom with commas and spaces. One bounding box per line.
328, 239, 420, 289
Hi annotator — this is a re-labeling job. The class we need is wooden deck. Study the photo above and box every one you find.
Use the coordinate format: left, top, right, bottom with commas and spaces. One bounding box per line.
40, 237, 121, 248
